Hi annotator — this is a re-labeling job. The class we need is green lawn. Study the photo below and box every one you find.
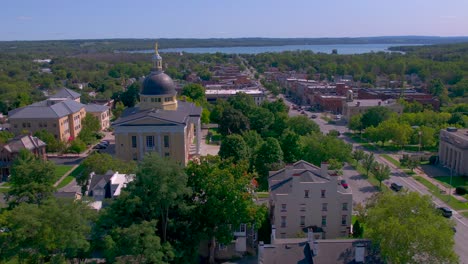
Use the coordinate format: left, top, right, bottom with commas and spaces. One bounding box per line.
434, 176, 468, 188
56, 176, 75, 189
381, 154, 401, 168
54, 165, 74, 179
462, 211, 468, 218
0, 188, 8, 193
413, 176, 468, 211
69, 164, 85, 178
256, 192, 269, 199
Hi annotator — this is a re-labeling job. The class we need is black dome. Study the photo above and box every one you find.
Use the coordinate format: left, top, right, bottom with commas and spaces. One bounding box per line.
141, 71, 176, 96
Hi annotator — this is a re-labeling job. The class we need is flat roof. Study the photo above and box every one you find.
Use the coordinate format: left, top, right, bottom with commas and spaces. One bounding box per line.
205, 89, 264, 95
346, 99, 397, 107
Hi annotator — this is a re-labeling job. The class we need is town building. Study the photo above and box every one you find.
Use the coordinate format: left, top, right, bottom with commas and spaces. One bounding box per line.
438, 127, 468, 176
113, 44, 202, 164
86, 170, 134, 209
205, 89, 266, 105
0, 135, 46, 182
357, 88, 440, 110
268, 160, 352, 239
342, 90, 403, 122
258, 229, 376, 264
8, 88, 110, 141
8, 98, 86, 141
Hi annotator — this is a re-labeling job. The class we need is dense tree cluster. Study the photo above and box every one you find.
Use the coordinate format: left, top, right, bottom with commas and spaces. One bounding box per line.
213, 93, 351, 189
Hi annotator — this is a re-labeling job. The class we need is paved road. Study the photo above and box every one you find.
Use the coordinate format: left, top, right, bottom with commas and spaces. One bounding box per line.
279, 96, 468, 261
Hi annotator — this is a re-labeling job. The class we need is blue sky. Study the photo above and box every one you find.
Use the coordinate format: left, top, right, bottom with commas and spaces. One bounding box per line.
1, 0, 468, 40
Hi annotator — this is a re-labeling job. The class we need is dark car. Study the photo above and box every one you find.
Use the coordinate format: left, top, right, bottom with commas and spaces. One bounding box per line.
390, 182, 403, 192
340, 180, 349, 189
100, 140, 110, 146
93, 143, 107, 150
437, 207, 453, 218
311, 114, 318, 119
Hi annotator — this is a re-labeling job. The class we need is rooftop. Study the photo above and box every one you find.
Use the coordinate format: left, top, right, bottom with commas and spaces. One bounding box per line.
9, 99, 84, 119
49, 88, 81, 100
205, 89, 264, 95
2, 135, 46, 153
346, 99, 398, 107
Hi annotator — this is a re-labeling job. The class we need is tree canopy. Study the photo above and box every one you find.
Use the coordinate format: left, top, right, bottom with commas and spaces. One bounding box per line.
363, 192, 458, 264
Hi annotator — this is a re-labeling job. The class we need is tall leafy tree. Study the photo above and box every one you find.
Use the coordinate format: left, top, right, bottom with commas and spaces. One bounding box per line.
287, 115, 320, 136
128, 153, 191, 243
186, 156, 265, 264
361, 153, 376, 177
103, 220, 173, 264
181, 83, 205, 102
255, 137, 284, 189
0, 198, 97, 263
364, 192, 458, 264
248, 107, 275, 136
280, 129, 301, 163
227, 92, 256, 116
371, 163, 391, 189
7, 150, 56, 207
219, 134, 249, 163
218, 107, 250, 136
361, 106, 393, 129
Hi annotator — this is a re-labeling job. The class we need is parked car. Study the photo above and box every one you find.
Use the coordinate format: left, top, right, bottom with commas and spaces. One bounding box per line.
437, 207, 453, 218
311, 114, 318, 119
301, 110, 306, 115
340, 179, 349, 189
93, 143, 107, 150
390, 182, 403, 192
100, 140, 110, 146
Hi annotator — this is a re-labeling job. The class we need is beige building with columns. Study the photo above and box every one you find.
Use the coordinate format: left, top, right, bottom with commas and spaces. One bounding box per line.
268, 160, 352, 239
438, 127, 468, 176
113, 44, 201, 164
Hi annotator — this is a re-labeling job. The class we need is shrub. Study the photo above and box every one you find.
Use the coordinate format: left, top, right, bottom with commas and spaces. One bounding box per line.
429, 155, 438, 165
455, 186, 468, 195
67, 139, 87, 154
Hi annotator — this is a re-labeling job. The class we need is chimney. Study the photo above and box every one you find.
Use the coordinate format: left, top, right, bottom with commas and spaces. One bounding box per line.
271, 225, 276, 244
356, 101, 360, 107
320, 162, 328, 177
378, 101, 382, 106
258, 241, 265, 264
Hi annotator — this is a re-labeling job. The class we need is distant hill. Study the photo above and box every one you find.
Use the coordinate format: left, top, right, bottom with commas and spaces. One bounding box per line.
1, 36, 468, 55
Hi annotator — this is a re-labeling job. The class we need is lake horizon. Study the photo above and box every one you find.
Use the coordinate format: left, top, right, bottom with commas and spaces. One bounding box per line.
122, 43, 425, 55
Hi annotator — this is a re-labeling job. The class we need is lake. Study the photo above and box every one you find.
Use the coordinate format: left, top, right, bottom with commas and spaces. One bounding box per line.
126, 43, 424, 55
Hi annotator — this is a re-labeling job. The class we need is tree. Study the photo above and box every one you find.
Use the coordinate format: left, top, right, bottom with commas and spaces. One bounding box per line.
227, 92, 256, 116
78, 113, 101, 145
361, 153, 376, 177
0, 131, 14, 144
186, 156, 265, 264
300, 133, 352, 166
280, 129, 301, 164
361, 106, 393, 129
181, 83, 205, 102
348, 114, 364, 133
7, 150, 56, 207
113, 101, 125, 119
352, 149, 365, 164
371, 163, 391, 189
352, 219, 363, 238
121, 82, 140, 107
67, 138, 87, 153
248, 107, 274, 136
131, 153, 190, 243
218, 107, 250, 136
104, 221, 174, 264
364, 192, 458, 264
0, 198, 97, 263
287, 115, 320, 136
79, 153, 136, 186
255, 138, 284, 189
219, 134, 249, 163
34, 129, 65, 153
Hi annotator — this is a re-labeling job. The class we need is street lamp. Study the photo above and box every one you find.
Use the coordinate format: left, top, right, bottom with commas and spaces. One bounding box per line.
418, 131, 422, 152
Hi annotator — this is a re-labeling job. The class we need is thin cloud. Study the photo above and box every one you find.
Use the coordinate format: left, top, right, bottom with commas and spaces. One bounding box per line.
16, 16, 32, 20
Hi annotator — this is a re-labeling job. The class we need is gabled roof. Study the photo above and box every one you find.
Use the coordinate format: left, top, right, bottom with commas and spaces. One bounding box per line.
50, 88, 81, 100
89, 170, 114, 191
2, 135, 46, 153
85, 104, 109, 113
9, 99, 84, 119
113, 101, 201, 126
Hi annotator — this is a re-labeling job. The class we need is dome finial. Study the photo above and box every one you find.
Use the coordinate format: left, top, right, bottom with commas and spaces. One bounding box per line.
152, 41, 162, 71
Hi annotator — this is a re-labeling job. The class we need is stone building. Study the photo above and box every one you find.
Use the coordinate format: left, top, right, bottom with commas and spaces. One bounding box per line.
113, 44, 202, 164
438, 127, 468, 176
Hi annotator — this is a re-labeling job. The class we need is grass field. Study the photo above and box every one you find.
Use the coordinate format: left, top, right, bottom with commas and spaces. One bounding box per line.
434, 176, 468, 188
54, 165, 74, 179
381, 154, 401, 168
413, 176, 468, 211
55, 165, 84, 189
